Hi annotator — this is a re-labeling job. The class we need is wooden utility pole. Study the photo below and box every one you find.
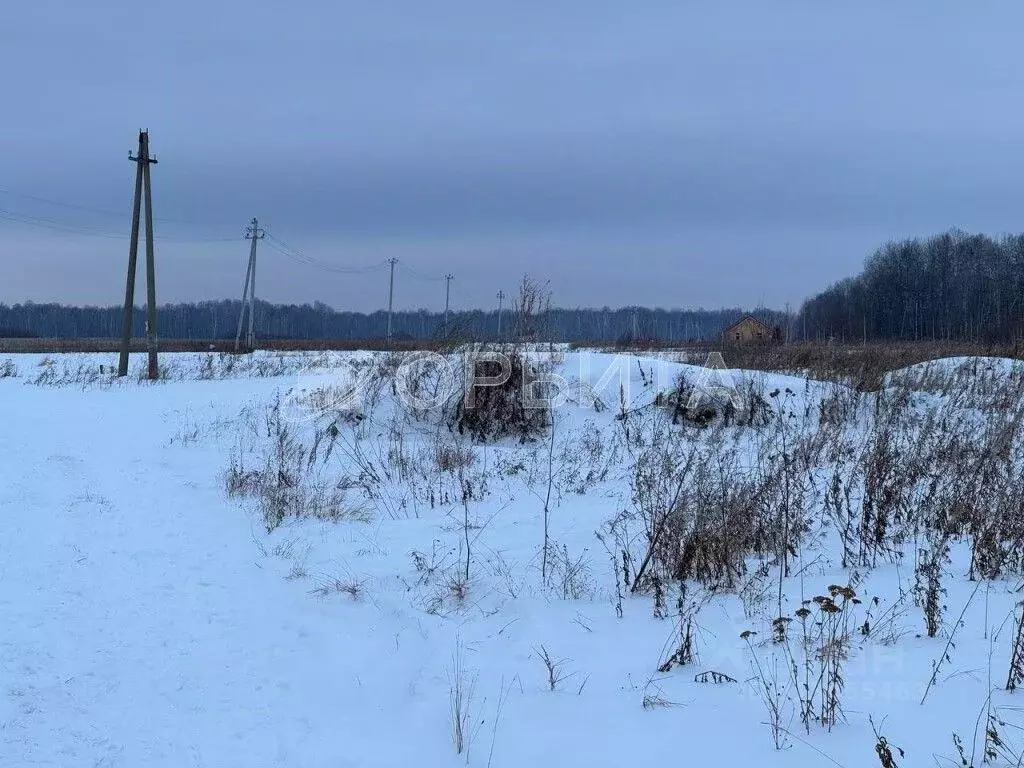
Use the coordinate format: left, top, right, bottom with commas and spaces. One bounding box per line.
443, 273, 454, 337
386, 257, 397, 345
118, 130, 159, 379
496, 290, 505, 339
234, 218, 264, 352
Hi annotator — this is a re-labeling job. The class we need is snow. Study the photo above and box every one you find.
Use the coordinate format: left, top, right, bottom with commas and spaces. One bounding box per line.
2, 350, 1023, 767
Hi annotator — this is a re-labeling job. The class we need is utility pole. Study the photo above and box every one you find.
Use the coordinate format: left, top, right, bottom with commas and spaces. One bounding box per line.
496, 290, 505, 340
246, 218, 261, 350
234, 244, 253, 353
234, 218, 264, 352
118, 130, 159, 379
443, 273, 454, 337
386, 257, 398, 345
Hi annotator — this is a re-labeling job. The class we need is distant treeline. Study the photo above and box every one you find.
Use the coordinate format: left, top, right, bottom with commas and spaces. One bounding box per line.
0, 300, 789, 344
800, 230, 1024, 342
20, 227, 1016, 345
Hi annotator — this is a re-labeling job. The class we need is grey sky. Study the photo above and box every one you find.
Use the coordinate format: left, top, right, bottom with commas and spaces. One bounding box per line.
3, 2, 1024, 312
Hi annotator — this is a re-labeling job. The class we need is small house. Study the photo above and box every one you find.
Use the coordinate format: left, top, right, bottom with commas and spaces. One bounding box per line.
723, 315, 780, 344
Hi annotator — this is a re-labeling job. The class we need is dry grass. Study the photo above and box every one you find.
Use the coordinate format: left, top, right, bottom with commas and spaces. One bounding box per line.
448, 640, 477, 756
576, 339, 1024, 390
206, 343, 1024, 754
0, 337, 454, 354
534, 645, 576, 692
308, 575, 365, 600
434, 441, 476, 473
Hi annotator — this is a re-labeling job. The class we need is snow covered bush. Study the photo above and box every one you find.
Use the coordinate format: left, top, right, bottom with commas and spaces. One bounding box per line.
658, 371, 773, 429
449, 344, 550, 443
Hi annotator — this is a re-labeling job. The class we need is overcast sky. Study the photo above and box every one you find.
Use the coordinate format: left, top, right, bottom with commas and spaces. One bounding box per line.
3, 2, 1024, 312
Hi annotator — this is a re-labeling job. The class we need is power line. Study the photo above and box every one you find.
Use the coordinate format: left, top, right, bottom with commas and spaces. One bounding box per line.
0, 187, 475, 301
0, 186, 140, 220
396, 260, 446, 282
0, 207, 127, 239
0, 205, 237, 243
0, 185, 226, 227
263, 232, 389, 274
264, 238, 387, 273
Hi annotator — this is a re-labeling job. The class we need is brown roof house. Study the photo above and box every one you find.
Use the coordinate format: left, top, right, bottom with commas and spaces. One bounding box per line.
723, 315, 781, 344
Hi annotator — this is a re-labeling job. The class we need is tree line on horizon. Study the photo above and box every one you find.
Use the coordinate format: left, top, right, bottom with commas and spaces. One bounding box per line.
0, 299, 788, 344
799, 229, 1024, 343
7, 228, 1022, 345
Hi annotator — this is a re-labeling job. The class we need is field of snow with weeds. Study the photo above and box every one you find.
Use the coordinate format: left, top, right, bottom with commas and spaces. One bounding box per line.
3, 347, 1024, 767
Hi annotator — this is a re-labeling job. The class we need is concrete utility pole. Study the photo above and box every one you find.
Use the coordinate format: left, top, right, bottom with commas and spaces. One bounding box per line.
234, 218, 264, 352
118, 130, 159, 379
443, 273, 454, 337
386, 257, 398, 345
234, 245, 254, 352
496, 290, 505, 339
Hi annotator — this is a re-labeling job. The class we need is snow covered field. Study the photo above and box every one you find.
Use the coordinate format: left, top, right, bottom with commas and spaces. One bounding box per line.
3, 348, 1024, 767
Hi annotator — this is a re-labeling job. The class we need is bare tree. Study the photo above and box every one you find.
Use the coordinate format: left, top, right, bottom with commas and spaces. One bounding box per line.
515, 274, 551, 341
